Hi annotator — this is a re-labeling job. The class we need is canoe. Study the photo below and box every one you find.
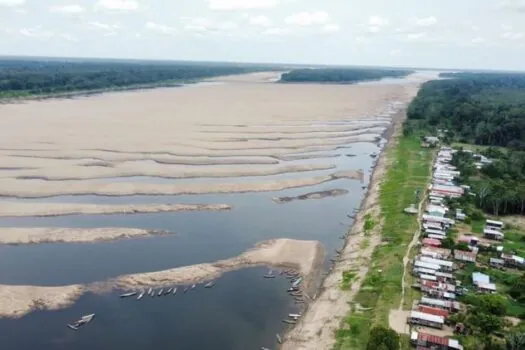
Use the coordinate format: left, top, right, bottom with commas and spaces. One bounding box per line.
158, 289, 164, 296
172, 287, 177, 295
204, 281, 215, 288
137, 291, 145, 300
120, 292, 137, 298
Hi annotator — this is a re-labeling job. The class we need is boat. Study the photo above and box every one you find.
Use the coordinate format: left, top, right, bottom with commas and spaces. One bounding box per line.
150, 289, 156, 297
119, 292, 137, 298
287, 287, 298, 292
289, 313, 301, 318
67, 313, 95, 331
261, 347, 271, 350
137, 291, 145, 300
263, 274, 275, 279
158, 289, 164, 296
282, 319, 296, 324
276, 333, 282, 344
204, 281, 215, 288
147, 288, 153, 296
166, 288, 173, 294
172, 287, 177, 295
191, 284, 196, 290
183, 287, 189, 294
292, 277, 303, 288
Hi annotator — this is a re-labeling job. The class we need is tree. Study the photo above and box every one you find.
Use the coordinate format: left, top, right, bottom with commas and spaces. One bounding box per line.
506, 332, 525, 350
366, 326, 400, 350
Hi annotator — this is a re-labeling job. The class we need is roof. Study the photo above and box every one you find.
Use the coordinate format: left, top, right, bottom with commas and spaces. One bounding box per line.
420, 256, 454, 268
490, 258, 504, 264
420, 274, 437, 281
486, 219, 504, 227
422, 238, 442, 247
418, 305, 449, 318
472, 272, 490, 284
425, 228, 447, 236
417, 332, 449, 346
484, 228, 504, 236
454, 250, 477, 259
432, 184, 464, 194
410, 311, 445, 324
428, 234, 446, 240
415, 260, 440, 270
477, 282, 497, 291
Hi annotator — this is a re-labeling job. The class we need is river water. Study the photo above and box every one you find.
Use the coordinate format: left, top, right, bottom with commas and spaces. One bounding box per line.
0, 81, 405, 350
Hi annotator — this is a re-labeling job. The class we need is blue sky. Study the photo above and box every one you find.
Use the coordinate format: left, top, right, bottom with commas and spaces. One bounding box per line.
1, 0, 525, 70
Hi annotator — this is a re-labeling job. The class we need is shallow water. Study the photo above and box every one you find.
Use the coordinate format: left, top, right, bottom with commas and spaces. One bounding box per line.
0, 111, 392, 349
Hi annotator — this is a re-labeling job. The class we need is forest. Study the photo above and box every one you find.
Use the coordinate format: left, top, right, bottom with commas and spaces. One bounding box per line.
279, 68, 413, 84
406, 72, 525, 150
406, 72, 525, 216
0, 58, 278, 97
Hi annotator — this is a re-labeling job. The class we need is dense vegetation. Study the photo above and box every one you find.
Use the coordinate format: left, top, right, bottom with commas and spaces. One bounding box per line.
406, 72, 525, 150
279, 68, 413, 84
450, 148, 525, 216
0, 58, 278, 98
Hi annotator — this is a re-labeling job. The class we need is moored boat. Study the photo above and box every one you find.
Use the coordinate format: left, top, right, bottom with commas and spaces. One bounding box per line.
120, 292, 137, 298
137, 291, 145, 300
158, 289, 164, 296
204, 281, 215, 288
172, 287, 177, 294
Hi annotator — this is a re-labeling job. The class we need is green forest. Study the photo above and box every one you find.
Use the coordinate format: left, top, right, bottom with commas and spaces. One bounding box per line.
406, 72, 525, 216
406, 72, 525, 150
279, 68, 413, 84
0, 58, 278, 98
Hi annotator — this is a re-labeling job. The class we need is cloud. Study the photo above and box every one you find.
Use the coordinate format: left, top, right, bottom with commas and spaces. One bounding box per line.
497, 0, 525, 13
249, 15, 271, 27
285, 11, 330, 26
322, 24, 340, 33
501, 31, 524, 39
88, 21, 120, 31
389, 49, 402, 56
19, 26, 54, 38
209, 0, 278, 10
414, 16, 437, 27
182, 17, 238, 33
0, 0, 25, 6
59, 33, 79, 41
49, 4, 85, 14
368, 15, 389, 27
406, 32, 427, 40
145, 22, 177, 35
96, 0, 138, 11
263, 27, 289, 36
471, 37, 485, 44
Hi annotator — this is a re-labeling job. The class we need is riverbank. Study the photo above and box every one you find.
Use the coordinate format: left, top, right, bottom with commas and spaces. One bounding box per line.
0, 238, 323, 318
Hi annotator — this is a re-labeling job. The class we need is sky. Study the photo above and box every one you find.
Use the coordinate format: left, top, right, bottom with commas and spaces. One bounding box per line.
1, 0, 525, 70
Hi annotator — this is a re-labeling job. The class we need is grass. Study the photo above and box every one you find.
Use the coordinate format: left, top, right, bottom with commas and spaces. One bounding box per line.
363, 214, 377, 234
342, 271, 358, 290
471, 220, 485, 234
334, 134, 434, 350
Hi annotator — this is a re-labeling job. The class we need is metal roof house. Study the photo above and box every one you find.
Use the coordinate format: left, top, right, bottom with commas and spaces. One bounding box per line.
484, 228, 504, 241
419, 297, 461, 311
454, 250, 477, 263
408, 311, 444, 329
486, 219, 504, 230
411, 331, 464, 350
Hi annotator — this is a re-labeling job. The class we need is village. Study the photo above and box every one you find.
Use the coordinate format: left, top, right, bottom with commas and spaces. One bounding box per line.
391, 143, 525, 350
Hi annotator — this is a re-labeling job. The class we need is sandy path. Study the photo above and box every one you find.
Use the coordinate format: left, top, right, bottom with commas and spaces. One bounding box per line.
0, 227, 172, 245
0, 202, 231, 217
0, 238, 323, 318
0, 170, 362, 198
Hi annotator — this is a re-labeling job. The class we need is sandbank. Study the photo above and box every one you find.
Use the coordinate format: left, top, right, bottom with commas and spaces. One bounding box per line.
0, 227, 172, 245
0, 202, 231, 217
273, 189, 349, 203
0, 238, 323, 318
0, 170, 363, 198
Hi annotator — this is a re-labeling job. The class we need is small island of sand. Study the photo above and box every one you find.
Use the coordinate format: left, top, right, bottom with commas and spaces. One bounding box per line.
273, 189, 349, 203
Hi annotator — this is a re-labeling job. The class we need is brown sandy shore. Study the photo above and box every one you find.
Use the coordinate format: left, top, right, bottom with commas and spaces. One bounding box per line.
0, 170, 362, 198
281, 81, 432, 350
0, 238, 323, 319
0, 203, 231, 218
0, 227, 173, 245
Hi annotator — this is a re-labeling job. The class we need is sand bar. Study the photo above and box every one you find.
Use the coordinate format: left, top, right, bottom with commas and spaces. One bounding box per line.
273, 189, 349, 203
0, 170, 362, 198
0, 238, 323, 318
0, 202, 231, 217
0, 227, 172, 245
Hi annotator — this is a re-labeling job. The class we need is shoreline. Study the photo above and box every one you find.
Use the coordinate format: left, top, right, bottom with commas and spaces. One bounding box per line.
281, 109, 406, 349
0, 238, 323, 319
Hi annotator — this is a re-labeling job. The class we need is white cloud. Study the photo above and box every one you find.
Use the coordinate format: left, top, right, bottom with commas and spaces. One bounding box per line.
50, 4, 85, 14
414, 16, 437, 27
501, 31, 524, 39
209, 0, 278, 10
145, 22, 177, 35
19, 27, 54, 38
322, 24, 340, 33
88, 21, 120, 30
263, 27, 288, 36
182, 17, 238, 33
0, 0, 25, 6
60, 33, 79, 41
389, 49, 402, 56
471, 37, 485, 44
501, 24, 512, 31
406, 32, 427, 40
96, 0, 138, 11
368, 15, 389, 27
249, 15, 271, 27
285, 11, 330, 26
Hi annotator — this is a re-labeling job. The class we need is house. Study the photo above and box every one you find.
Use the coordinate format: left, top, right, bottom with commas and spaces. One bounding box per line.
454, 250, 477, 263
456, 211, 466, 221
425, 228, 447, 237
489, 258, 505, 268
428, 234, 446, 241
431, 184, 464, 198
477, 282, 497, 293
457, 235, 479, 246
420, 274, 438, 282
484, 228, 504, 241
486, 219, 504, 230
414, 260, 441, 271
420, 256, 454, 271
420, 280, 456, 293
411, 331, 464, 350
424, 136, 440, 146
422, 214, 455, 226
407, 311, 444, 329
421, 247, 452, 259
501, 254, 525, 268
419, 297, 461, 311
417, 305, 450, 319
434, 271, 455, 282
472, 272, 497, 293
426, 205, 447, 217
423, 222, 445, 231
422, 238, 442, 247
413, 267, 438, 276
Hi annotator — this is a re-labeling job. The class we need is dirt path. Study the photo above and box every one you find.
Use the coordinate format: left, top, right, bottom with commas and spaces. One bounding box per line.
398, 156, 434, 310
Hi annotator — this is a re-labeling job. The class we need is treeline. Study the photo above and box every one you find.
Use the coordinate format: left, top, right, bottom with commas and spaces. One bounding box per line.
451, 148, 525, 216
279, 68, 413, 84
406, 72, 525, 150
0, 59, 278, 97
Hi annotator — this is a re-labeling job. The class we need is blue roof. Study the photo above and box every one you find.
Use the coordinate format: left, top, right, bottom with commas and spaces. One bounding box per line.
472, 272, 490, 284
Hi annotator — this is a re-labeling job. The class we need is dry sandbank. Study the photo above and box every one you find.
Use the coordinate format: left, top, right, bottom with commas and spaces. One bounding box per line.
0, 238, 323, 318
273, 189, 349, 203
0, 170, 363, 198
6, 163, 335, 181
0, 227, 172, 245
0, 202, 231, 218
